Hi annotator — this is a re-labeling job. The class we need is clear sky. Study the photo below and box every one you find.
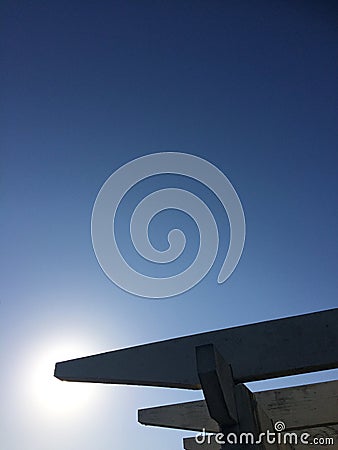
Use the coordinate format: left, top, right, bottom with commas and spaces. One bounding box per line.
1, 1, 337, 449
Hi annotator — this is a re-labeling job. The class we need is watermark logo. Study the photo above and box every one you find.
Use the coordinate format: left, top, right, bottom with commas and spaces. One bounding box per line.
91, 152, 245, 298
195, 422, 335, 446
274, 420, 286, 432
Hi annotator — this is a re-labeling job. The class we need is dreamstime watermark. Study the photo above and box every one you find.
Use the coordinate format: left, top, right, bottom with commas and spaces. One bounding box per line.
194, 421, 335, 446
91, 152, 245, 298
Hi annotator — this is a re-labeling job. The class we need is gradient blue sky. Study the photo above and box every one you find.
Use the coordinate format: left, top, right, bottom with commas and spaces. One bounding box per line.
1, 1, 337, 449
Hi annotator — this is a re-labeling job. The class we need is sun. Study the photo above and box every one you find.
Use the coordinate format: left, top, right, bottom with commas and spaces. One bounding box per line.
27, 340, 94, 418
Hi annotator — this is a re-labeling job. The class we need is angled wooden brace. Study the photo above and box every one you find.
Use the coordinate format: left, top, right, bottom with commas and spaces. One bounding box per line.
196, 344, 279, 449
196, 344, 237, 428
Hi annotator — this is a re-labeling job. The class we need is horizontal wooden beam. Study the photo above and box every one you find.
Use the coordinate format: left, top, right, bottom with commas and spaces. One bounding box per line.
255, 380, 338, 430
54, 308, 338, 389
139, 400, 219, 433
139, 380, 338, 432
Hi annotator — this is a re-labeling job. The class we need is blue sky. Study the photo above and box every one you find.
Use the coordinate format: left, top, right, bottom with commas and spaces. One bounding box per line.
1, 1, 337, 449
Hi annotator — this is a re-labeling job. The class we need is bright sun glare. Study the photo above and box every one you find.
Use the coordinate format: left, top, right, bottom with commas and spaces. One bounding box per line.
27, 340, 94, 417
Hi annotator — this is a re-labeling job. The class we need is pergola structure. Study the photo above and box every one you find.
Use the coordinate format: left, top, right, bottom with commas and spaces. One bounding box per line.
55, 308, 338, 449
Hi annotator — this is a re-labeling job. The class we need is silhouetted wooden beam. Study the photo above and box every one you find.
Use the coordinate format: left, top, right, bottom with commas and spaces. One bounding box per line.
139, 380, 338, 432
139, 400, 219, 433
54, 308, 338, 389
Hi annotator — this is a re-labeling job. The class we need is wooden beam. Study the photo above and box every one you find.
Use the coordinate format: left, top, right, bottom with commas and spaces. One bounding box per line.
54, 309, 338, 389
138, 400, 218, 433
139, 380, 338, 432
255, 380, 338, 430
